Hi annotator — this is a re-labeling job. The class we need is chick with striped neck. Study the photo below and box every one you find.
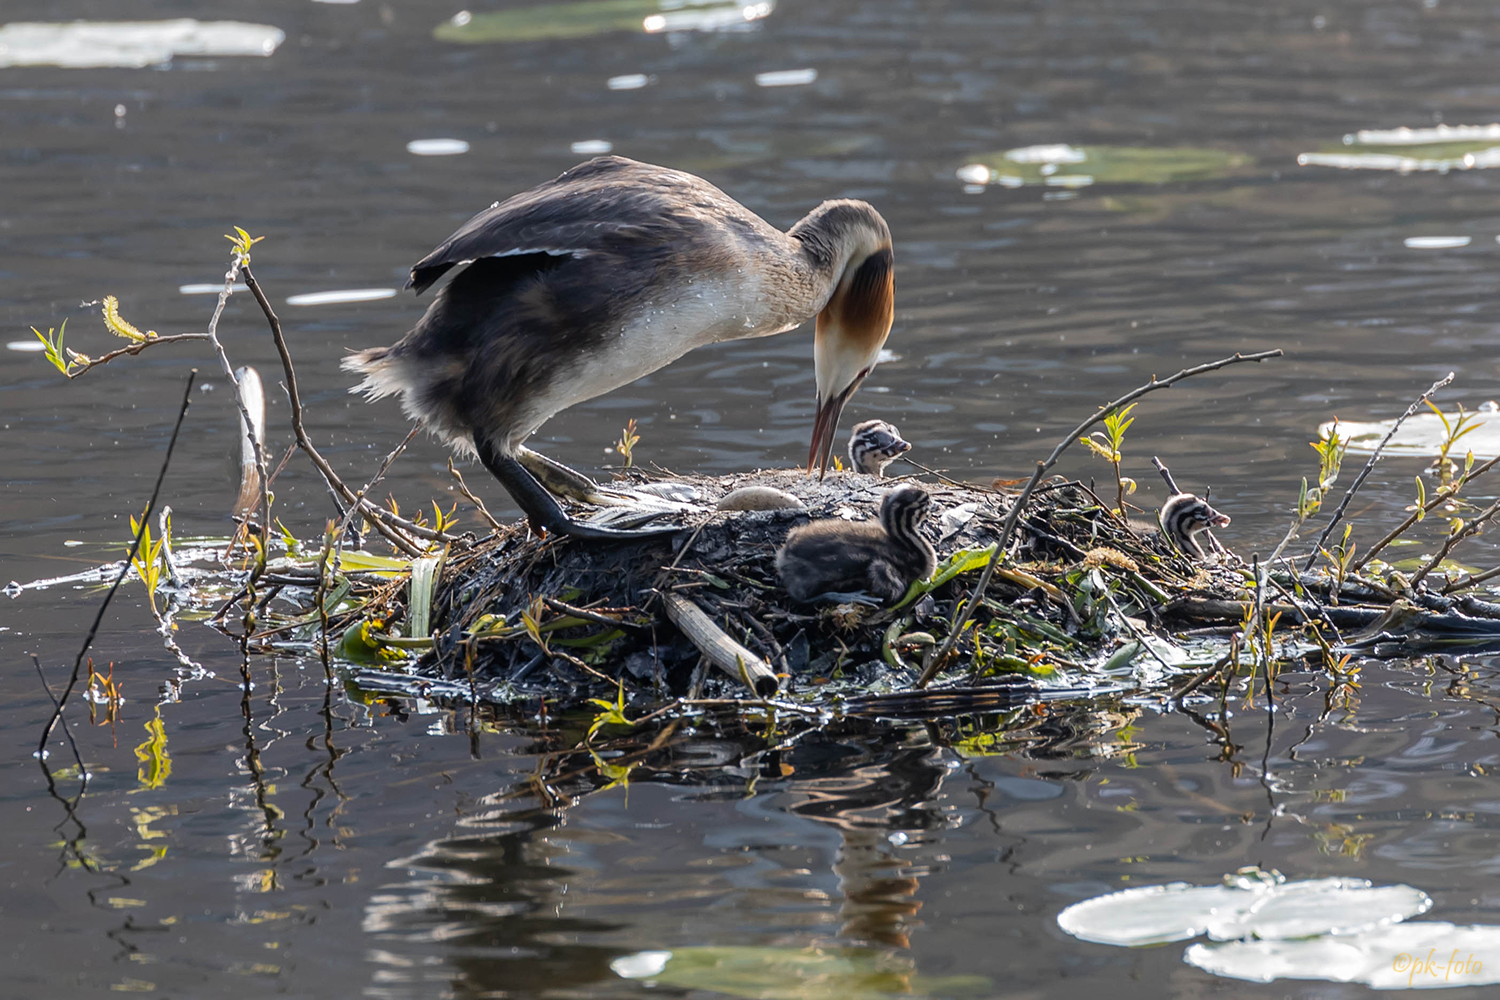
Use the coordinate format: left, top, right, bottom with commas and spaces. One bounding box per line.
847, 419, 911, 476
776, 484, 937, 604
1158, 493, 1231, 559
1150, 456, 1230, 560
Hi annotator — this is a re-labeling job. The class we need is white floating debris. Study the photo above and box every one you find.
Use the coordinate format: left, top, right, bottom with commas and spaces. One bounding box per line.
1005, 143, 1088, 164
1298, 149, 1500, 173
1045, 173, 1094, 188
611, 951, 673, 980
1322, 408, 1500, 459
607, 73, 649, 90
1404, 235, 1470, 249
285, 288, 397, 307
754, 67, 817, 87
1186, 922, 1500, 988
1057, 872, 1431, 947
955, 163, 991, 185
6, 340, 46, 353
875, 348, 901, 364
644, 1, 772, 33
179, 282, 247, 295
406, 138, 469, 156
1350, 123, 1500, 145
571, 139, 613, 155
310, 0, 362, 4
0, 19, 285, 69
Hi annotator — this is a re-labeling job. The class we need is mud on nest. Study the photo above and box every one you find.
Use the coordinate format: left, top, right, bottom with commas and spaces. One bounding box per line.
388, 467, 1238, 708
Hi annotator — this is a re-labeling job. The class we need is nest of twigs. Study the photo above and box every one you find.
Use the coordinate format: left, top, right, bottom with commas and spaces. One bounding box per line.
348, 466, 1250, 711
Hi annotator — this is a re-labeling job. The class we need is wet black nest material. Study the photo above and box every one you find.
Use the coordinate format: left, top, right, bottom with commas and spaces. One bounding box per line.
386, 468, 1240, 707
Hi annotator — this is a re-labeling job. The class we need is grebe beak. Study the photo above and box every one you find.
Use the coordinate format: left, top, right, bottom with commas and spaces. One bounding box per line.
807, 246, 894, 478
808, 374, 866, 475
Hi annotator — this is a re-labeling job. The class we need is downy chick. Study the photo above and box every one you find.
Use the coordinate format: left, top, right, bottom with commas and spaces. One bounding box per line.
776, 484, 937, 604
848, 419, 911, 477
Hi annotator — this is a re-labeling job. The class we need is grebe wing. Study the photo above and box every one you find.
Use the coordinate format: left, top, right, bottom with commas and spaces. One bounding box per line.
408, 156, 730, 294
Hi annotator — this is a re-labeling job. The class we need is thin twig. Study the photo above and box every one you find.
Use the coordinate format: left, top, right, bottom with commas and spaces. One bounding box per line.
917, 349, 1283, 688
1354, 456, 1500, 573
542, 597, 650, 634
61, 333, 212, 378
448, 458, 504, 531
1151, 456, 1180, 494
1407, 496, 1500, 589
1440, 563, 1500, 595
1303, 373, 1454, 571
899, 458, 997, 493
36, 370, 196, 763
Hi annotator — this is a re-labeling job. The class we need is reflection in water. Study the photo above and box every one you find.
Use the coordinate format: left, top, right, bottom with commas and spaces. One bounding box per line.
359, 704, 1141, 996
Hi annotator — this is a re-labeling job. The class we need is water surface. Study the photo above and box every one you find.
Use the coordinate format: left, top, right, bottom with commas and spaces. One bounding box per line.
6, 0, 1500, 995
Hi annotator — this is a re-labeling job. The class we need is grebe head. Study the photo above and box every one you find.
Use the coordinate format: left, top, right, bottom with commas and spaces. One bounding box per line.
1160, 493, 1231, 557
794, 201, 895, 477
848, 419, 911, 476
879, 483, 931, 540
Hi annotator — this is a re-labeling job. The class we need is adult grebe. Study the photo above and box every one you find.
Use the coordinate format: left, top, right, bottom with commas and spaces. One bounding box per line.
345, 156, 895, 540
776, 484, 936, 604
847, 419, 910, 477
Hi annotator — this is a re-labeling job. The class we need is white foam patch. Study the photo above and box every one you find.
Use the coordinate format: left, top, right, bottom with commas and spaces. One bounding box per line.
0, 19, 284, 68
1404, 235, 1471, 249
179, 282, 247, 295
754, 67, 816, 87
607, 73, 649, 90
6, 340, 47, 352
285, 288, 397, 307
571, 139, 613, 155
406, 138, 469, 156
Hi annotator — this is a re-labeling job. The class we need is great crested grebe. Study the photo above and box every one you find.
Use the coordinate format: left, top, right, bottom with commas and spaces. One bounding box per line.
1158, 493, 1231, 560
776, 484, 936, 604
345, 156, 895, 541
847, 419, 910, 477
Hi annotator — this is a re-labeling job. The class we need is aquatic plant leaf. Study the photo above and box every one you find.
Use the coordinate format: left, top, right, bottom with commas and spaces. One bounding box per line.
336, 550, 411, 576
406, 555, 441, 639
610, 945, 991, 1000
959, 144, 1250, 188
433, 0, 771, 43
1057, 873, 1431, 947
1185, 921, 1500, 988
890, 545, 996, 611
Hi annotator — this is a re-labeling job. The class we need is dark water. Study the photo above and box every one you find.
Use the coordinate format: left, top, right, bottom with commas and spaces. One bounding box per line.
7, 0, 1500, 995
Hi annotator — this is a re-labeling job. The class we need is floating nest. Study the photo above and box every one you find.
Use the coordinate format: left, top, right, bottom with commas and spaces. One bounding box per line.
349, 466, 1257, 712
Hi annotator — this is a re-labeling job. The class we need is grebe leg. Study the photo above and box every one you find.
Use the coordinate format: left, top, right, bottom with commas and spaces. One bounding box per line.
475, 438, 680, 542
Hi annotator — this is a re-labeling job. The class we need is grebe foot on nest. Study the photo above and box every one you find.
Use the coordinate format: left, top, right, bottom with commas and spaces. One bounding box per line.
476, 439, 681, 541
517, 446, 699, 511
